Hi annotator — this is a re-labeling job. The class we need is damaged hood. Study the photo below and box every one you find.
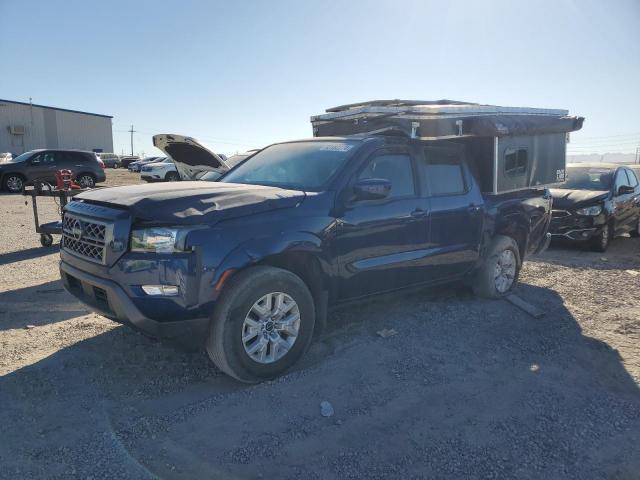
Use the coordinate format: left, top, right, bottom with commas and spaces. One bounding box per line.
152, 134, 229, 180
75, 182, 305, 224
549, 189, 610, 209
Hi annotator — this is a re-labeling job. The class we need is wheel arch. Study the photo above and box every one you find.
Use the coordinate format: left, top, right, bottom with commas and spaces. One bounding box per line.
1, 171, 26, 190
494, 213, 529, 263
214, 236, 330, 333
75, 171, 96, 180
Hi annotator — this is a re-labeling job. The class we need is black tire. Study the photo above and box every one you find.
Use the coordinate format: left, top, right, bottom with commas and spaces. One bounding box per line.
3, 174, 25, 193
630, 218, 640, 238
590, 224, 611, 252
206, 266, 315, 383
77, 174, 96, 189
165, 171, 180, 182
40, 234, 53, 247
472, 235, 521, 299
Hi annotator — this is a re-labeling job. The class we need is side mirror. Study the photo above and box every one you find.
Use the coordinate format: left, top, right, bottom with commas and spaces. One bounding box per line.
617, 185, 635, 195
353, 178, 391, 201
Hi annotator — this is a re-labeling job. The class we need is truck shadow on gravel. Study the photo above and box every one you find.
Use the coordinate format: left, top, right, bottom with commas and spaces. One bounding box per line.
1, 282, 638, 479
0, 279, 89, 331
0, 245, 60, 266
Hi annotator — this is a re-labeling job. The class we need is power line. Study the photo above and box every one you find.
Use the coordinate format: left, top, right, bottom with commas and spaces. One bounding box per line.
128, 125, 136, 156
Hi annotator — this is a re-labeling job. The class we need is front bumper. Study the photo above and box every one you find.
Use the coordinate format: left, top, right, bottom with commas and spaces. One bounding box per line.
60, 261, 209, 342
549, 210, 605, 242
550, 227, 599, 241
141, 172, 163, 181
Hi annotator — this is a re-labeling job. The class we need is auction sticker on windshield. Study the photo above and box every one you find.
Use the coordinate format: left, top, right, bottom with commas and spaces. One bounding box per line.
319, 143, 354, 152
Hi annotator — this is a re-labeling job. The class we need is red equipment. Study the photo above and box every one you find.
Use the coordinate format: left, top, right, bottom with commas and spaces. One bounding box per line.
55, 169, 82, 191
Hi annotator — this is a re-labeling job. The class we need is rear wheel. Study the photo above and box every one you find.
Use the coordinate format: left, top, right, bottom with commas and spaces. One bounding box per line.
3, 174, 24, 193
77, 174, 95, 189
206, 266, 315, 383
590, 224, 610, 252
472, 235, 521, 299
165, 171, 180, 181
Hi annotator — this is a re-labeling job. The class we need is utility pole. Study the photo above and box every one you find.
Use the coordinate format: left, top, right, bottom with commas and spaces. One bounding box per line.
128, 125, 136, 156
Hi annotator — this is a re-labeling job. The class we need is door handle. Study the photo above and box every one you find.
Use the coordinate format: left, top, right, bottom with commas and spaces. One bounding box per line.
467, 205, 482, 214
410, 208, 426, 218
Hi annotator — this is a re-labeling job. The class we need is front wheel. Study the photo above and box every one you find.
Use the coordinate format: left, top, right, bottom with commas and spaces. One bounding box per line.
206, 266, 315, 383
3, 174, 24, 193
590, 224, 610, 252
630, 218, 640, 238
472, 235, 521, 299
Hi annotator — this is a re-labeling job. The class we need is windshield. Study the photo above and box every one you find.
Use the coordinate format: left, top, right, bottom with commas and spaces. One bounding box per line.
6, 151, 33, 163
220, 141, 358, 190
226, 153, 250, 168
561, 167, 613, 191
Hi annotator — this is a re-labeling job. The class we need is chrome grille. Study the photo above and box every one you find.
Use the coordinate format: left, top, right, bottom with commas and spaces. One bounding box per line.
62, 214, 107, 263
551, 210, 571, 218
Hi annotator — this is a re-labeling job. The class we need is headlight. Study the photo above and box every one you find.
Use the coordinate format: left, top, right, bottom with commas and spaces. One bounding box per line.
130, 227, 189, 253
576, 205, 602, 216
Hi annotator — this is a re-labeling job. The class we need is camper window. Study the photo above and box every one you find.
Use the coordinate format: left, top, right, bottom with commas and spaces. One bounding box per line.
505, 148, 528, 176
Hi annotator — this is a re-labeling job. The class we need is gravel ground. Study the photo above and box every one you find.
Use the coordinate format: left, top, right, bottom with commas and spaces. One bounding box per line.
1, 170, 639, 479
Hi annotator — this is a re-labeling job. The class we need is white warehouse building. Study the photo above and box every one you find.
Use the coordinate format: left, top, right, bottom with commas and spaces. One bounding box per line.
0, 98, 113, 155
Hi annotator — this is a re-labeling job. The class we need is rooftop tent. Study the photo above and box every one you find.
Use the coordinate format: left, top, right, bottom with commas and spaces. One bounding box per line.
310, 100, 585, 194
310, 99, 584, 139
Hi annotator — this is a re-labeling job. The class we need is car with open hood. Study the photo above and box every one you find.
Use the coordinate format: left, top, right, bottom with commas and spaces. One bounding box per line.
151, 134, 230, 180
549, 163, 640, 251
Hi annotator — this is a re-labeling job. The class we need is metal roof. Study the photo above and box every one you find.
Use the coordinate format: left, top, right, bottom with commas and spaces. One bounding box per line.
0, 98, 113, 119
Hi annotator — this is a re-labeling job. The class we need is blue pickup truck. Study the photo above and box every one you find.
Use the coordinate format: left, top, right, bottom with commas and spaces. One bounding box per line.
59, 101, 582, 382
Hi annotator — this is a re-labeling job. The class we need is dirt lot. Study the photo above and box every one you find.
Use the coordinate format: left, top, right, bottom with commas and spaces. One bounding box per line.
1, 170, 639, 479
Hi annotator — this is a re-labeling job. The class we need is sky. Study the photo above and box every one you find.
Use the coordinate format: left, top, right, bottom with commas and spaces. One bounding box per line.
1, 0, 639, 157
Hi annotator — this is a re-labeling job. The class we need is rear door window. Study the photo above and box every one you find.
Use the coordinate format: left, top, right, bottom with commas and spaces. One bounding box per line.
419, 147, 466, 196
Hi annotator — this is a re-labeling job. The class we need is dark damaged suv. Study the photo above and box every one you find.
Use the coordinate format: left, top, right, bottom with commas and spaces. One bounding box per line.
549, 163, 640, 251
59, 134, 552, 381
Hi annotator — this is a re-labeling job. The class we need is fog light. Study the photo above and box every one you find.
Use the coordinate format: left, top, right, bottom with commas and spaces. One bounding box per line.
141, 285, 179, 296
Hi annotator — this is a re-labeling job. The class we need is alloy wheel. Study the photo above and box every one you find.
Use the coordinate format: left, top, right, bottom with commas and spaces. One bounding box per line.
6, 175, 23, 192
241, 292, 301, 364
494, 249, 516, 293
78, 175, 95, 188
